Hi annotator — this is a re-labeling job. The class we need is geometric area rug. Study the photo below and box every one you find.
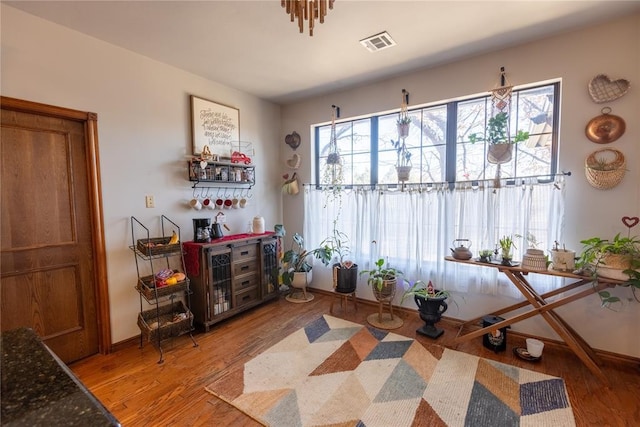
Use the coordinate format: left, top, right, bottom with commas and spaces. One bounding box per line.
205, 315, 576, 427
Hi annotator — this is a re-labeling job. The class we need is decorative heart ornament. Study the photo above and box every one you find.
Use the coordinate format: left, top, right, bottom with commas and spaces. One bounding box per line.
285, 153, 301, 169
285, 131, 301, 150
588, 75, 631, 104
622, 216, 639, 229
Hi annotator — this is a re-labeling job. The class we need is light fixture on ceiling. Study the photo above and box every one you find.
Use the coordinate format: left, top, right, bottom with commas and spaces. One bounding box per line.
281, 0, 335, 36
360, 31, 396, 52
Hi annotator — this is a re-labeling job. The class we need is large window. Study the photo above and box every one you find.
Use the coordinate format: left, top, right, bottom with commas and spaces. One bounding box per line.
308, 82, 566, 299
315, 82, 559, 186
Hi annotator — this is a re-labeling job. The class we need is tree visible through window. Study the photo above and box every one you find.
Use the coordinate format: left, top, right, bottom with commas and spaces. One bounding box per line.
315, 82, 558, 186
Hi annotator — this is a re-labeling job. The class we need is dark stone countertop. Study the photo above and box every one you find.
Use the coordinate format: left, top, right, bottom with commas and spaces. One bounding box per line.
1, 328, 120, 426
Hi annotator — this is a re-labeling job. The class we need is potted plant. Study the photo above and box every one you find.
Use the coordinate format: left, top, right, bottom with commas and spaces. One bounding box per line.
359, 258, 405, 302
469, 112, 529, 164
391, 138, 412, 182
396, 116, 411, 139
322, 228, 358, 293
402, 280, 450, 338
498, 235, 516, 265
478, 249, 493, 263
578, 233, 640, 306
280, 232, 333, 289
550, 240, 576, 271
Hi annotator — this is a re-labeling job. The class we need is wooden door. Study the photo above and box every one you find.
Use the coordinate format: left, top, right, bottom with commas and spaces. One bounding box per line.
1, 97, 111, 363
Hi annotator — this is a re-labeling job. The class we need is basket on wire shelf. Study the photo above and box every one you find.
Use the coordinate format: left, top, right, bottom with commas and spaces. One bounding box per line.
138, 300, 193, 342
584, 148, 626, 190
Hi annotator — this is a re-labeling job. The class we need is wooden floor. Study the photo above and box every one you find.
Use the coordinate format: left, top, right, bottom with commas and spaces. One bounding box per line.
70, 293, 640, 427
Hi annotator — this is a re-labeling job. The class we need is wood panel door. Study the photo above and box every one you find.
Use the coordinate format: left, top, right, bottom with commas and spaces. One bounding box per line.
1, 97, 110, 363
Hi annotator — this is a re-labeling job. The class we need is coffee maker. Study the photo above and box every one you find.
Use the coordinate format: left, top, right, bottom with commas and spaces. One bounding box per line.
193, 218, 212, 243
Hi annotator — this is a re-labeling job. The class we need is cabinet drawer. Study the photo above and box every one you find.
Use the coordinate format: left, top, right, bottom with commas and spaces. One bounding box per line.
232, 244, 258, 261
235, 287, 259, 308
233, 259, 259, 277
233, 273, 259, 292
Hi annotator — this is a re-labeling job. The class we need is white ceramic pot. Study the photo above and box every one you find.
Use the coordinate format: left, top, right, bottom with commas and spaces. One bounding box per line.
291, 271, 312, 289
551, 250, 575, 271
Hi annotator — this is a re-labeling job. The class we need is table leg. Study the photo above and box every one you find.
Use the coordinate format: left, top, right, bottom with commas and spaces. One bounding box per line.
504, 271, 608, 384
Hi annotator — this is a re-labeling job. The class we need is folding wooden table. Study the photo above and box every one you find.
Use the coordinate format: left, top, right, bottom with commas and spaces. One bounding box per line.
445, 256, 624, 383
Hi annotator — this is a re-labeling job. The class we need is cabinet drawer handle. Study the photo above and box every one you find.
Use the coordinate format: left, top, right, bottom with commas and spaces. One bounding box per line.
241, 250, 249, 256
242, 294, 251, 302
240, 265, 250, 271
242, 280, 250, 287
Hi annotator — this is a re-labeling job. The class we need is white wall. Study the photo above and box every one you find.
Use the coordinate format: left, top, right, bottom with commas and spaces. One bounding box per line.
1, 5, 283, 343
280, 14, 640, 357
3, 4, 639, 358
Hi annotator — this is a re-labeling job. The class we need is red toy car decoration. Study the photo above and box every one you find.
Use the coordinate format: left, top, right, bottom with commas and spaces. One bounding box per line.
231, 151, 252, 165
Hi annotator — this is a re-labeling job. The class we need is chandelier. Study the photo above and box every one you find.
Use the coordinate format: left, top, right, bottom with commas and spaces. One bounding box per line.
281, 0, 335, 36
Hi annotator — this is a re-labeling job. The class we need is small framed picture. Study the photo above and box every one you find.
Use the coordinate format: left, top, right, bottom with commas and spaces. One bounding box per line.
191, 95, 239, 157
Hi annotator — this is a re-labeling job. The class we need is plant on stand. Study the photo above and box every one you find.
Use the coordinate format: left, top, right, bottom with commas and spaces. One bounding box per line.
360, 258, 407, 328
280, 232, 333, 301
323, 228, 358, 293
402, 280, 451, 339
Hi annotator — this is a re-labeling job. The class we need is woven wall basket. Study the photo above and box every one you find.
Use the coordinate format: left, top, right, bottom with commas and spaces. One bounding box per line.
584, 148, 626, 190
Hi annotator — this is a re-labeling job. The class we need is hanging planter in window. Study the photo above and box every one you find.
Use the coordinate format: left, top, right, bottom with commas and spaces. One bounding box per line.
322, 105, 343, 187
397, 89, 411, 139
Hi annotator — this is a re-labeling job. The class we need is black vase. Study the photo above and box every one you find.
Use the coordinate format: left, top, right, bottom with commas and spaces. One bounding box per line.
333, 263, 358, 293
414, 294, 448, 339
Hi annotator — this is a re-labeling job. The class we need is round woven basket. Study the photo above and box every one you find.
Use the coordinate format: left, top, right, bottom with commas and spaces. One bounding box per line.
584, 148, 626, 190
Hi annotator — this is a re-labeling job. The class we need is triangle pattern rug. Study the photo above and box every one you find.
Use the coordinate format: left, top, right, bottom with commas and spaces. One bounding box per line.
205, 315, 576, 427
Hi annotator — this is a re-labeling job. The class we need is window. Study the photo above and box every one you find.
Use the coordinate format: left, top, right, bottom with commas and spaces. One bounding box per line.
315, 82, 559, 186
308, 81, 566, 299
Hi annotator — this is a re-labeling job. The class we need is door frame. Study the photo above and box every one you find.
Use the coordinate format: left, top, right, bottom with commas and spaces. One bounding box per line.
1, 96, 112, 355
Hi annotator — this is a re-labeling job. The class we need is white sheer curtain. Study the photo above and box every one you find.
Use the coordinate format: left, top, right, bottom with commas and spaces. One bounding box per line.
304, 176, 567, 297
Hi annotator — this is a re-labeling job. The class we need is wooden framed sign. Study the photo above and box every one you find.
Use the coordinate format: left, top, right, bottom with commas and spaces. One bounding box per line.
191, 95, 239, 157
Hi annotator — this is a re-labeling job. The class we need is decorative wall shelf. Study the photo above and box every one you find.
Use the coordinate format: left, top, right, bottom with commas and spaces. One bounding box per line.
188, 159, 255, 189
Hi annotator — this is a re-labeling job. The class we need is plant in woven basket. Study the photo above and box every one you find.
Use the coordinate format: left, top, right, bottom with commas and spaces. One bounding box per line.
359, 258, 406, 296
585, 148, 626, 190
577, 233, 640, 307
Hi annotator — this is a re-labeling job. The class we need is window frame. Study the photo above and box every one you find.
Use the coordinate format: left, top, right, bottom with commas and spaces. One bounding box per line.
314, 81, 560, 187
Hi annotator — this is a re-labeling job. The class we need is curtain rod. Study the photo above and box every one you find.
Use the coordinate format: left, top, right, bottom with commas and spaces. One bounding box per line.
303, 171, 571, 189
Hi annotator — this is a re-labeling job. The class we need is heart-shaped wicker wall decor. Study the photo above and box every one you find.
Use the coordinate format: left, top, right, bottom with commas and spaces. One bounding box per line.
588, 74, 630, 103
285, 153, 301, 169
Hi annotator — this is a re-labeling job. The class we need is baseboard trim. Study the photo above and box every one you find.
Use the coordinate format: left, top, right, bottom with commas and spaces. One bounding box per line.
311, 287, 640, 368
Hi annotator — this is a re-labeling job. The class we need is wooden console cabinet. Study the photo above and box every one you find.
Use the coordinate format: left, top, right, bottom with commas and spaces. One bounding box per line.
183, 233, 278, 331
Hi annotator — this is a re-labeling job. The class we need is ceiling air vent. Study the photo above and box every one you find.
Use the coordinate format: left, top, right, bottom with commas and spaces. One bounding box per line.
359, 31, 396, 53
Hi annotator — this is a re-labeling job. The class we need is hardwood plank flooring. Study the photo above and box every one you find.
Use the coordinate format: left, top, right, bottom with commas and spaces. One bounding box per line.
70, 293, 640, 426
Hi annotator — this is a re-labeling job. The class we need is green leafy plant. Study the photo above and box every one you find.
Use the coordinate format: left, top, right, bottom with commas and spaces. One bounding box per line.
578, 233, 640, 307
469, 112, 529, 145
396, 116, 412, 126
390, 139, 412, 167
280, 232, 333, 287
359, 258, 405, 291
499, 235, 516, 259
402, 280, 450, 302
321, 227, 351, 266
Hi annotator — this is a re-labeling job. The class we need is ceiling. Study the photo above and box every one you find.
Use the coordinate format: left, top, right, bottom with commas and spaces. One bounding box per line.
6, 1, 640, 105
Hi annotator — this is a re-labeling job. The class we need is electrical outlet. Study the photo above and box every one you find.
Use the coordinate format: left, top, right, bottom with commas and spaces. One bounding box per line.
145, 195, 155, 208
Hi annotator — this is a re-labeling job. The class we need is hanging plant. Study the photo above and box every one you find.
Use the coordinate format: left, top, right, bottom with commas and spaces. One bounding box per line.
397, 89, 411, 138
322, 105, 344, 188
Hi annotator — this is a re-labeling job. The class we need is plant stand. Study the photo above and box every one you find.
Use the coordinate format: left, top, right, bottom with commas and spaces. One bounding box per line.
414, 295, 448, 339
330, 290, 357, 315
367, 298, 403, 330
285, 271, 314, 303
